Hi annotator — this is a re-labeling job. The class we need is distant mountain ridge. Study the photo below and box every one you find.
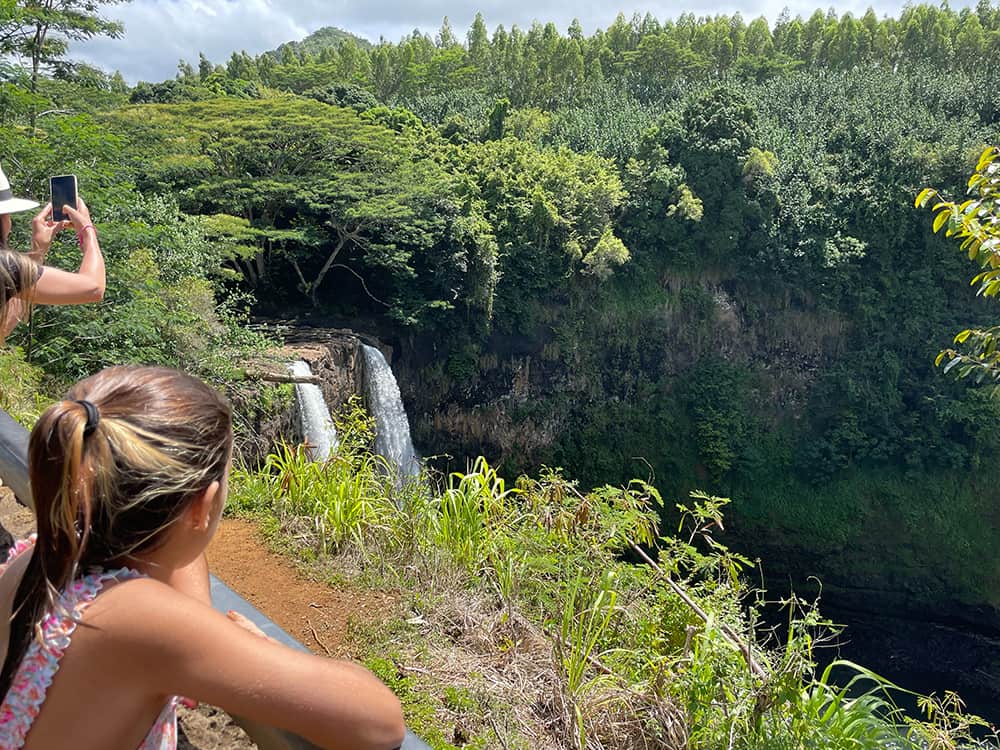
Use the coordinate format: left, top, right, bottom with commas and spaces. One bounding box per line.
269, 26, 372, 59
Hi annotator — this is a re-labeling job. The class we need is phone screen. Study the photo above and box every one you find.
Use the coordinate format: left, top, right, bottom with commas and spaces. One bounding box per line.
50, 175, 77, 222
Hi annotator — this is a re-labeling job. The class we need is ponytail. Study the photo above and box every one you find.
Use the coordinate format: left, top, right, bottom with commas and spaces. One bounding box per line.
0, 366, 232, 694
34, 399, 101, 598
0, 400, 94, 693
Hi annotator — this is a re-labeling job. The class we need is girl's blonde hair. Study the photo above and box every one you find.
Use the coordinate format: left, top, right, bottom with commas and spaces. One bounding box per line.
0, 242, 41, 336
1, 365, 232, 693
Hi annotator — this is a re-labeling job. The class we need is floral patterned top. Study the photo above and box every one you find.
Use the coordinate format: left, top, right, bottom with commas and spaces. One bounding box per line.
0, 537, 178, 749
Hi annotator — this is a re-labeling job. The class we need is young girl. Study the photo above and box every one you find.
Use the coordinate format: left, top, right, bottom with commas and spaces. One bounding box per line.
0, 365, 405, 749
0, 162, 106, 340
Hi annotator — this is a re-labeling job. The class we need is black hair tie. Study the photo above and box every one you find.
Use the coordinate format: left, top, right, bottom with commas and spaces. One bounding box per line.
74, 399, 100, 436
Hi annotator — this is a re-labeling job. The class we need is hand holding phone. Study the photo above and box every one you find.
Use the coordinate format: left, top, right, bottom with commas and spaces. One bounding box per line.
49, 175, 77, 222
62, 197, 93, 238
29, 203, 64, 261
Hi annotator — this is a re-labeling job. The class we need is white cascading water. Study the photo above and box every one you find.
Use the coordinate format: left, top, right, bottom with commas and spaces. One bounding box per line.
287, 360, 339, 462
361, 344, 420, 480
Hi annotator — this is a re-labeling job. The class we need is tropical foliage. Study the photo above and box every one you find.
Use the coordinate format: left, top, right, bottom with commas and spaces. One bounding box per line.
918, 146, 1000, 391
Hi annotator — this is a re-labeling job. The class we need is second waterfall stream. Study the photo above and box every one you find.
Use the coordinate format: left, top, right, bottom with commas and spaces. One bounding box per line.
361, 344, 421, 481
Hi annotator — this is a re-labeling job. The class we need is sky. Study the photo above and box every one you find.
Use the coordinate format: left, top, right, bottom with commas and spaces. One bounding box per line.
70, 0, 946, 83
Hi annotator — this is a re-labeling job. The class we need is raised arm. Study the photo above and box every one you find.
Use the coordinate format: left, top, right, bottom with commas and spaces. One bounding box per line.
30, 198, 105, 305
97, 578, 406, 750
26, 202, 64, 264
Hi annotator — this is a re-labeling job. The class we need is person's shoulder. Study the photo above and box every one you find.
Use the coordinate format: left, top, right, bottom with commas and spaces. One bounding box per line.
89, 573, 206, 614
82, 574, 216, 648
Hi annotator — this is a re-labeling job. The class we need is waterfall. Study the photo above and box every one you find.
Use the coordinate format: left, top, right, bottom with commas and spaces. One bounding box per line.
361, 344, 421, 480
287, 360, 338, 462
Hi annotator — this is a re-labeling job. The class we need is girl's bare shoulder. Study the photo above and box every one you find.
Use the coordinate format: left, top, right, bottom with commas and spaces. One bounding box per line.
76, 575, 223, 658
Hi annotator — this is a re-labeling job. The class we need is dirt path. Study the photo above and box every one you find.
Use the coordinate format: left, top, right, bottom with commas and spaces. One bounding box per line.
206, 520, 393, 656
0, 495, 392, 749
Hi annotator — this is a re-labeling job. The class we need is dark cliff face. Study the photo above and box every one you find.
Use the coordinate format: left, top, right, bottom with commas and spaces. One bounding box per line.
231, 384, 298, 468
291, 335, 366, 413
392, 278, 844, 482
742, 523, 1000, 714
397, 351, 567, 474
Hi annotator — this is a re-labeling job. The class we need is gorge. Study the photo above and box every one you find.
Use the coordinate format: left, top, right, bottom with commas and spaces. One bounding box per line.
277, 323, 1000, 723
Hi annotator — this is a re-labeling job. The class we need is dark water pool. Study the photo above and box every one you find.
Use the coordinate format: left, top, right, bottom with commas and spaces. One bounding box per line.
815, 603, 1000, 728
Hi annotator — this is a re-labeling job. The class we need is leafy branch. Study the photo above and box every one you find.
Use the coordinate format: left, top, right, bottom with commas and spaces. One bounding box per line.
916, 146, 1000, 392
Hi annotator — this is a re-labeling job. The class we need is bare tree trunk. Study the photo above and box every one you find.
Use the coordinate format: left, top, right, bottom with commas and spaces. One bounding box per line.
28, 0, 54, 131
289, 258, 313, 305
237, 257, 259, 287
309, 232, 348, 306
29, 23, 43, 130
253, 244, 267, 284
283, 225, 363, 307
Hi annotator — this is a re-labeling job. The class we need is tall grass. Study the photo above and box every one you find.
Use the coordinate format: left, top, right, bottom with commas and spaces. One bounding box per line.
791, 661, 903, 747
232, 442, 395, 553
435, 457, 517, 571
557, 571, 620, 750
0, 347, 47, 425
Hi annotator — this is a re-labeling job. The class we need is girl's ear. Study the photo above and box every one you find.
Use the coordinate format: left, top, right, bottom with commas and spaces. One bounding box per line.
187, 480, 222, 532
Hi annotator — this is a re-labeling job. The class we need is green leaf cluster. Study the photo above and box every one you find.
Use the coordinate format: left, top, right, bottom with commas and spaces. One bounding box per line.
919, 147, 1000, 392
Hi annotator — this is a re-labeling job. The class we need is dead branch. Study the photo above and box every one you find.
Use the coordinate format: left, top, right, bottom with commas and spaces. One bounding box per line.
628, 541, 767, 680
248, 372, 321, 385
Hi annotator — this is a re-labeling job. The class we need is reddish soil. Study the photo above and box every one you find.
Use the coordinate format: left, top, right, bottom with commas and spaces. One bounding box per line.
205, 519, 393, 656
189, 519, 395, 748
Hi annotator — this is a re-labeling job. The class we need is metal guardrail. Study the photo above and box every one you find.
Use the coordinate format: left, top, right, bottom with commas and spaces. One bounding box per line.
0, 408, 429, 750
0, 409, 31, 506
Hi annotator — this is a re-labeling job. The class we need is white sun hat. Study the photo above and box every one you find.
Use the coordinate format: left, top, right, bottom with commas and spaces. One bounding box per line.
0, 163, 39, 215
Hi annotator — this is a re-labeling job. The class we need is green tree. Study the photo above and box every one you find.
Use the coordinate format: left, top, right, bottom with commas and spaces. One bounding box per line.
778, 16, 805, 58
9, 0, 127, 105
955, 12, 987, 72
743, 16, 774, 57
623, 33, 707, 91
460, 137, 630, 326
467, 12, 488, 66
111, 98, 463, 320
279, 44, 298, 66
226, 51, 258, 82
436, 16, 458, 48
176, 59, 196, 81
198, 52, 213, 81
0, 0, 22, 51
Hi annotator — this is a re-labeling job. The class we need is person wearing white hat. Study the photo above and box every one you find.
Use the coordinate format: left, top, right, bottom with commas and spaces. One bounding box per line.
0, 162, 105, 339
0, 164, 108, 559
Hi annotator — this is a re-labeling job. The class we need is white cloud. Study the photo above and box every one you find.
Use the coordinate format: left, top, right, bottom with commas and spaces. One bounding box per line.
72, 0, 962, 83
72, 0, 310, 82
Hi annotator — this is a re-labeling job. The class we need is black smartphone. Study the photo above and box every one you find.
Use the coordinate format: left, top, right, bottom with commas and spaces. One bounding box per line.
49, 175, 77, 222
